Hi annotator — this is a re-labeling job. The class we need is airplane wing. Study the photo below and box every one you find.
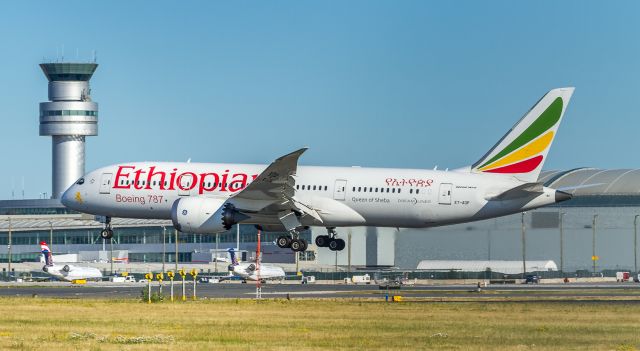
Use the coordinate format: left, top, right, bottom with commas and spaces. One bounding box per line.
235, 148, 306, 201
230, 147, 323, 226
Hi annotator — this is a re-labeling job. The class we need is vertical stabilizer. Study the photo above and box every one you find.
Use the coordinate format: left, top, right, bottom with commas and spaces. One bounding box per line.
471, 88, 574, 182
40, 241, 53, 266
227, 248, 239, 266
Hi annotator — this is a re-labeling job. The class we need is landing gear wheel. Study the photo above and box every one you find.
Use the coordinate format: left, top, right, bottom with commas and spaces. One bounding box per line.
276, 235, 292, 248
100, 229, 113, 240
100, 217, 113, 240
329, 238, 346, 251
300, 239, 308, 252
315, 235, 330, 247
290, 239, 304, 252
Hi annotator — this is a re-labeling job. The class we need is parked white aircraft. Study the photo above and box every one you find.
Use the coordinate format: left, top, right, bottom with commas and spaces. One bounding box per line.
40, 242, 103, 282
62, 88, 574, 253
226, 248, 285, 283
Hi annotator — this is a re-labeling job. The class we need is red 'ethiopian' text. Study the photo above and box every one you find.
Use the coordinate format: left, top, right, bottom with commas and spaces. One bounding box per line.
112, 166, 258, 194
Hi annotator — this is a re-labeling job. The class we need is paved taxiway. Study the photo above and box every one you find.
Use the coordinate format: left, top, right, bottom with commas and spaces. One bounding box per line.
1, 282, 639, 300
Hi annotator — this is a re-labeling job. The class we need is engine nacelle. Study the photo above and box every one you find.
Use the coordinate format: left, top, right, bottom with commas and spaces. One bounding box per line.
171, 197, 247, 234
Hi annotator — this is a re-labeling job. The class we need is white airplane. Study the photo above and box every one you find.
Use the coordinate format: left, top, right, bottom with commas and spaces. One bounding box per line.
40, 242, 103, 282
62, 88, 574, 253
226, 248, 285, 283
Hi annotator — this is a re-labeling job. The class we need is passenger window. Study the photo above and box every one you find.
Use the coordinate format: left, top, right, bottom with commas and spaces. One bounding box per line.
297, 185, 300, 190
416, 189, 420, 194
398, 189, 401, 194
313, 185, 316, 190
410, 189, 413, 194
386, 188, 389, 193
392, 188, 395, 193
369, 187, 372, 192
358, 187, 361, 192
325, 186, 328, 191
302, 185, 306, 190
363, 187, 367, 193
352, 187, 356, 192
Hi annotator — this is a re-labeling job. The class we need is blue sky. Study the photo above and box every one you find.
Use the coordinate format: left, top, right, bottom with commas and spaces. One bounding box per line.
0, 1, 638, 199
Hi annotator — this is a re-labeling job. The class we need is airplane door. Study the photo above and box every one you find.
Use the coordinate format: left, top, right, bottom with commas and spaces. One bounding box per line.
438, 183, 452, 205
99, 173, 113, 194
178, 174, 193, 196
333, 179, 347, 200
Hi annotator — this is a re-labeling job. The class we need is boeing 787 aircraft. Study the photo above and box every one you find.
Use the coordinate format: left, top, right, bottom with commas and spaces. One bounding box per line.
62, 88, 574, 253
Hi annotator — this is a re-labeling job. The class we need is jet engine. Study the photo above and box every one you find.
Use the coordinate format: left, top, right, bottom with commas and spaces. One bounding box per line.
171, 197, 248, 234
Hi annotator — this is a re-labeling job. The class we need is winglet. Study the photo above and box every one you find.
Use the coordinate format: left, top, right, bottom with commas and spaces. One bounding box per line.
472, 88, 574, 182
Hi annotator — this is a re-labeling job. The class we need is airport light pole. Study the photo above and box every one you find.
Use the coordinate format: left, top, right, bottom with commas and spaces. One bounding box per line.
348, 231, 352, 274
215, 233, 219, 273
174, 229, 179, 272
236, 224, 240, 251
521, 212, 526, 279
592, 215, 598, 275
162, 226, 166, 274
559, 212, 566, 273
7, 217, 12, 280
110, 235, 114, 276
634, 215, 638, 275
487, 229, 492, 261
48, 221, 53, 250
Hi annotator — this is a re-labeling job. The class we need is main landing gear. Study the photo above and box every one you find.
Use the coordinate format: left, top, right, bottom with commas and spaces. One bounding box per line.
100, 216, 113, 240
315, 227, 345, 251
276, 233, 308, 252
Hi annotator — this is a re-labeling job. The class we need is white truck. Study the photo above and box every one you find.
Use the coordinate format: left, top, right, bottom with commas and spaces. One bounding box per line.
350, 274, 371, 285
111, 275, 136, 283
616, 272, 630, 282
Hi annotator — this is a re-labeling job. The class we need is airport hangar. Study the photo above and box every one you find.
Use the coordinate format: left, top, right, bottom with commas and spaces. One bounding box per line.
2, 168, 640, 275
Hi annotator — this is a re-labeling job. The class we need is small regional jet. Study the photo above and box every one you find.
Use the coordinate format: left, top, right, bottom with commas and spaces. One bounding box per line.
62, 88, 575, 253
40, 242, 103, 282
226, 248, 285, 283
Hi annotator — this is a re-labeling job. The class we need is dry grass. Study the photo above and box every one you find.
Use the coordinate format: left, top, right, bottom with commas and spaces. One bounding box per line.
0, 297, 639, 350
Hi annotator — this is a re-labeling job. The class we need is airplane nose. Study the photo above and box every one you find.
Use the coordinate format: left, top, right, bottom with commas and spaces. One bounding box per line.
60, 187, 73, 207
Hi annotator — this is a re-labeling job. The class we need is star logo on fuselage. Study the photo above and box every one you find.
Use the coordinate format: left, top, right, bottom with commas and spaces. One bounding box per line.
74, 192, 83, 204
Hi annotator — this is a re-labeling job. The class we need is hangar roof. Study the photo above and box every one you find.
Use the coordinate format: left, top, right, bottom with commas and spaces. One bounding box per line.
540, 168, 640, 196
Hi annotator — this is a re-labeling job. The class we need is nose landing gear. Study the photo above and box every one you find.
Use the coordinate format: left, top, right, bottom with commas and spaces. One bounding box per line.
99, 216, 113, 240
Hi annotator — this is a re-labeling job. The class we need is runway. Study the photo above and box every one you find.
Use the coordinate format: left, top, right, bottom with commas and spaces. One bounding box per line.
1, 281, 640, 301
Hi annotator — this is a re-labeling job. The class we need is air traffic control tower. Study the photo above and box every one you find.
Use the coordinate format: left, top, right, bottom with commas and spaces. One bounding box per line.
39, 62, 99, 199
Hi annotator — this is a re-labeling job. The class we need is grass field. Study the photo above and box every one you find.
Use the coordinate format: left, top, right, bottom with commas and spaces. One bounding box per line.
1, 297, 640, 350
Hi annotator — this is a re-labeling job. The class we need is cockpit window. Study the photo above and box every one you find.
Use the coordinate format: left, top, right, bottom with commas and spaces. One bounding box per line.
76, 178, 85, 185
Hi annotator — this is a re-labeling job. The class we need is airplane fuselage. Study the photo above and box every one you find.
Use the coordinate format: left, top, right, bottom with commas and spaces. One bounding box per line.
63, 162, 560, 230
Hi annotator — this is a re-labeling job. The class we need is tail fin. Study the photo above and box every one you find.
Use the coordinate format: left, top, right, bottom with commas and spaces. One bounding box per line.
40, 241, 53, 266
471, 87, 574, 182
227, 248, 239, 266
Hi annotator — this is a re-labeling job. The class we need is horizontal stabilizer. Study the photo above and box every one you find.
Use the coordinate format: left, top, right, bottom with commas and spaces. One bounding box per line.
487, 183, 544, 201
